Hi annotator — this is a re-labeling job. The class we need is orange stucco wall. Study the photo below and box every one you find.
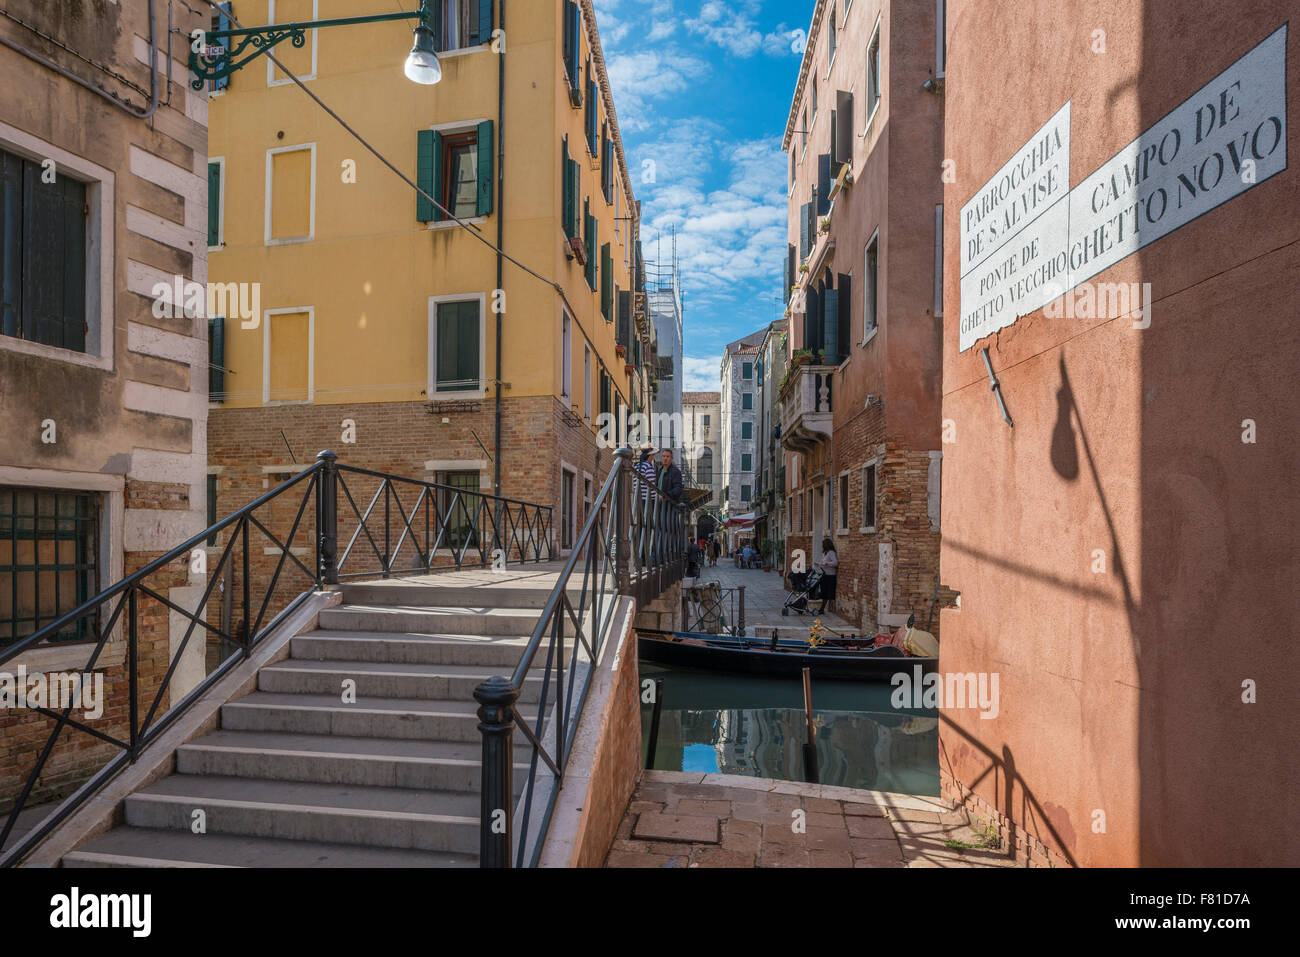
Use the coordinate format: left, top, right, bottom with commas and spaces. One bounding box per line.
939, 0, 1299, 867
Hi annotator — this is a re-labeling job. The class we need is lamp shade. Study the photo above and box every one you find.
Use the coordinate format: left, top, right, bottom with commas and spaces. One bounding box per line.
404, 23, 441, 84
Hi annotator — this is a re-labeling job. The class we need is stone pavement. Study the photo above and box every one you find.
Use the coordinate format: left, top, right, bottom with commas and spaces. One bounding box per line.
688, 561, 859, 635
603, 771, 1017, 868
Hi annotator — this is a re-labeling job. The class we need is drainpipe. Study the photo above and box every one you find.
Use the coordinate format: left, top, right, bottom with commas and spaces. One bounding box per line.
0, 0, 160, 120
493, 0, 505, 508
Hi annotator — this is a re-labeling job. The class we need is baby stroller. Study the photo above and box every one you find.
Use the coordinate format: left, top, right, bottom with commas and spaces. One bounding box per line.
781, 567, 825, 616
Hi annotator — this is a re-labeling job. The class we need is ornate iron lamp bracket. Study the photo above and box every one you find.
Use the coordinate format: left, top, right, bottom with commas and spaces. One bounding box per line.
189, 7, 429, 91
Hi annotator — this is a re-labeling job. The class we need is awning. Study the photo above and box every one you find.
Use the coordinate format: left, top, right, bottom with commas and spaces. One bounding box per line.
723, 512, 756, 527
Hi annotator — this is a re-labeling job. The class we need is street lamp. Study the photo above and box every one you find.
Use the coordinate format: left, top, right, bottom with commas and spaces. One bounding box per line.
190, 0, 440, 90
403, 17, 441, 85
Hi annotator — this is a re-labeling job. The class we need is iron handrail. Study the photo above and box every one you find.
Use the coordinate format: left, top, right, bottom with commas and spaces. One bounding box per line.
474, 447, 687, 867
1, 451, 555, 867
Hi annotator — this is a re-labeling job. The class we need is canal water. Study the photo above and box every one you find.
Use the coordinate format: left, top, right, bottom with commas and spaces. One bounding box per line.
639, 661, 940, 797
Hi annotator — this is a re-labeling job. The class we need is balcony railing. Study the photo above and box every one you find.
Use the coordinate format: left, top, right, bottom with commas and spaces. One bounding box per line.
780, 363, 836, 452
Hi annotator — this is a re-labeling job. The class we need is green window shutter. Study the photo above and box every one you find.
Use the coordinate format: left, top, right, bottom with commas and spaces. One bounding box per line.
208, 316, 225, 399
585, 204, 596, 290
601, 242, 612, 320
476, 120, 494, 217
477, 0, 493, 46
207, 162, 221, 246
417, 129, 442, 222
22, 160, 86, 352
561, 139, 574, 238
431, 0, 443, 51
0, 150, 21, 339
564, 1, 579, 86
568, 158, 581, 238
823, 288, 839, 363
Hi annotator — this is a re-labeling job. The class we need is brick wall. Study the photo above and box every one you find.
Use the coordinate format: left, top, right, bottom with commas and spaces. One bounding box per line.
205, 396, 612, 629
785, 410, 949, 639
940, 767, 1069, 868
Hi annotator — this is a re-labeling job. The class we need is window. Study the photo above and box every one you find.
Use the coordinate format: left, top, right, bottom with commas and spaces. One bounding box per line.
742, 392, 753, 410
741, 422, 753, 440
437, 470, 481, 550
417, 122, 494, 222
936, 0, 946, 78
208, 158, 224, 248
866, 20, 882, 124
583, 345, 592, 419
823, 481, 833, 530
703, 414, 711, 429
811, 78, 818, 122
560, 467, 576, 551
561, 0, 581, 90
430, 297, 482, 394
828, 5, 837, 63
742, 361, 753, 379
862, 462, 877, 530
934, 205, 944, 317
208, 316, 226, 402
263, 308, 313, 404
561, 312, 572, 400
1, 147, 87, 353
837, 472, 850, 533
561, 136, 580, 239
741, 453, 752, 473
801, 108, 808, 152
443, 131, 479, 219
864, 229, 879, 340
206, 475, 219, 546
438, 0, 491, 51
266, 143, 315, 244
741, 485, 751, 503
697, 448, 713, 485
209, 3, 233, 92
1, 487, 99, 647
584, 199, 597, 290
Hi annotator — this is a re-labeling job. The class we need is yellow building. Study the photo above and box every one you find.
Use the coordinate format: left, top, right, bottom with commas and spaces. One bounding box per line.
206, 0, 647, 552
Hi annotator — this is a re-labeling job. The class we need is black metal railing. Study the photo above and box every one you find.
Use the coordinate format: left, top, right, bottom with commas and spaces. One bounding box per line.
0, 451, 552, 867
474, 446, 685, 867
682, 582, 745, 635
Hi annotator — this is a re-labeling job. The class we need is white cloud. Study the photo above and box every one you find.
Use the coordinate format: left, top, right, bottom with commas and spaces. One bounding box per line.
681, 355, 721, 392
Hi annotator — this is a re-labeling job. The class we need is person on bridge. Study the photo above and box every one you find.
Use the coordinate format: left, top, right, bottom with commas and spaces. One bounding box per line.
655, 448, 684, 503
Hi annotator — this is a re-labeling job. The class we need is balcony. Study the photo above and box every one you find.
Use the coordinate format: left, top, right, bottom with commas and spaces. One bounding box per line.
779, 363, 835, 453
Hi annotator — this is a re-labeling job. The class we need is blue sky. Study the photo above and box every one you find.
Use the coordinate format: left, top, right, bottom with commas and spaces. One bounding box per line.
592, 0, 808, 392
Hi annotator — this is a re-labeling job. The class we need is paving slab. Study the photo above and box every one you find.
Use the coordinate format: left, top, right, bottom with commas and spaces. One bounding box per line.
605, 770, 1014, 869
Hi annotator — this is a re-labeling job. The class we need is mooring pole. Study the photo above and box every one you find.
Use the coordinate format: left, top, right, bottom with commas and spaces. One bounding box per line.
645, 676, 665, 769
802, 666, 818, 784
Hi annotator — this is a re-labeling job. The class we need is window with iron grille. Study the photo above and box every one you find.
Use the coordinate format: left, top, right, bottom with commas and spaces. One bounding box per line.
436, 470, 480, 550
0, 487, 99, 648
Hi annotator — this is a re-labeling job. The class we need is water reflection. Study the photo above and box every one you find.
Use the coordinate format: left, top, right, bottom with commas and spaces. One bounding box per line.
641, 663, 940, 796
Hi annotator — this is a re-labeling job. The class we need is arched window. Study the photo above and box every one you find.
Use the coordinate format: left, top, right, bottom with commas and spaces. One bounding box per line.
697, 448, 713, 485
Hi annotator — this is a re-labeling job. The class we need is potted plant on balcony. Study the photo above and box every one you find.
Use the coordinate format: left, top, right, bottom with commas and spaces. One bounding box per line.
819, 217, 831, 233
624, 362, 634, 375
615, 344, 626, 358
798, 262, 809, 274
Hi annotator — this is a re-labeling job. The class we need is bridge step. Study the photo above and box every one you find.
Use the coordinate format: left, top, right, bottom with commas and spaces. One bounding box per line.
60, 567, 583, 867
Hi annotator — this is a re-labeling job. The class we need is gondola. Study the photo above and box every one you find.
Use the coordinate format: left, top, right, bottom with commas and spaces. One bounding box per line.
636, 628, 938, 682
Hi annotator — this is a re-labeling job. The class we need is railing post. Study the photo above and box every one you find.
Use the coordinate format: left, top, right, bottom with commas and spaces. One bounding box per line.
738, 585, 746, 634
474, 675, 518, 867
613, 446, 632, 597
317, 450, 339, 588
